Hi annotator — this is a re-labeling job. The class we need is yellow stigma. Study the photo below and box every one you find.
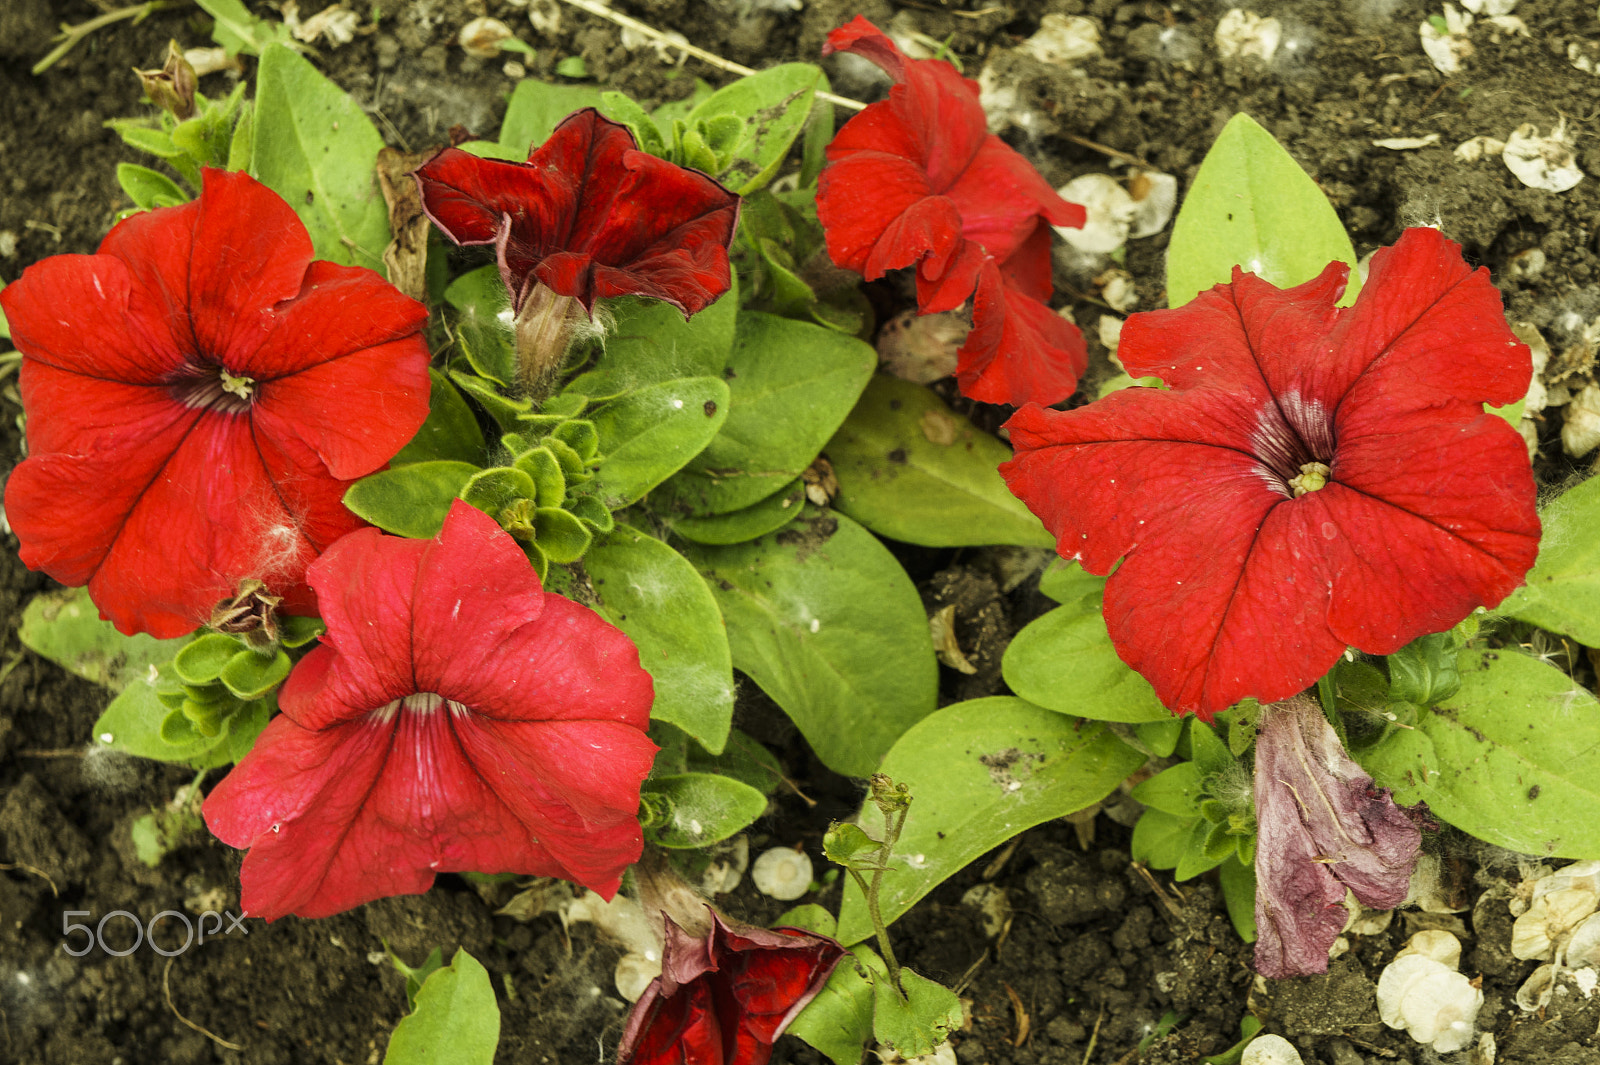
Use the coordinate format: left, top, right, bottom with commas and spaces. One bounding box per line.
1289, 461, 1330, 497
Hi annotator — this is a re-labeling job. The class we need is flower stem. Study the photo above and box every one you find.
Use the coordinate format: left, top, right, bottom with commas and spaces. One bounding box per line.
863, 774, 913, 994
33, 1, 191, 76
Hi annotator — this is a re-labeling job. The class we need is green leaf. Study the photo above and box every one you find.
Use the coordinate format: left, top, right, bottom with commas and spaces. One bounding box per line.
172, 633, 242, 686
91, 669, 267, 768
195, 0, 298, 54
827, 375, 1054, 548
1002, 600, 1172, 723
799, 99, 835, 188
1218, 854, 1258, 943
775, 904, 837, 937
568, 278, 739, 396
344, 461, 481, 538
388, 946, 445, 1012
116, 163, 188, 209
835, 697, 1143, 944
1499, 474, 1600, 644
788, 945, 881, 1065
1134, 716, 1184, 758
685, 728, 784, 794
227, 100, 255, 171
656, 312, 876, 514
641, 772, 768, 848
590, 377, 730, 507
555, 56, 589, 79
1388, 631, 1462, 706
19, 588, 179, 690
444, 265, 517, 386
682, 510, 937, 778
1397, 649, 1600, 857
499, 80, 606, 156
666, 479, 806, 545
1166, 113, 1358, 309
1037, 559, 1105, 607
1131, 808, 1196, 872
872, 968, 961, 1059
217, 649, 293, 700
107, 120, 185, 161
585, 524, 735, 753
450, 371, 532, 429
1130, 762, 1207, 817
1174, 817, 1226, 880
686, 63, 823, 194
532, 508, 592, 563
382, 950, 500, 1065
252, 44, 390, 273
393, 369, 488, 466
1188, 719, 1235, 776
598, 91, 666, 156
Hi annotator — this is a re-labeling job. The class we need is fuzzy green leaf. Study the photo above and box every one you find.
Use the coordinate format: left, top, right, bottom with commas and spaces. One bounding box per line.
1002, 598, 1172, 723
682, 510, 936, 778
641, 772, 767, 848
499, 80, 606, 157
393, 368, 488, 466
666, 479, 806, 545
835, 697, 1143, 944
19, 588, 180, 691
1166, 113, 1358, 309
116, 163, 188, 209
1498, 474, 1600, 644
686, 63, 823, 194
827, 375, 1053, 548
589, 377, 730, 507
252, 44, 389, 273
568, 275, 739, 397
585, 523, 735, 753
382, 950, 500, 1065
344, 461, 481, 539
444, 265, 517, 386
656, 311, 875, 514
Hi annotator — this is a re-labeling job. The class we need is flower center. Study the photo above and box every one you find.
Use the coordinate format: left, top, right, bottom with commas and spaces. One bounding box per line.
171, 363, 257, 414
1289, 462, 1330, 497
1250, 391, 1336, 499
368, 691, 472, 724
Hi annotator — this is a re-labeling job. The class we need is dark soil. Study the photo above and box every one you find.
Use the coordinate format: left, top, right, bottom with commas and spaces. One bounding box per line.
4, 0, 1600, 1063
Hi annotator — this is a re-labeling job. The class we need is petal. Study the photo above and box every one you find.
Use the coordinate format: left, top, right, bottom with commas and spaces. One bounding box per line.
187, 169, 316, 366
816, 152, 947, 279
713, 917, 846, 1047
0, 252, 188, 384
1117, 263, 1346, 398
618, 978, 723, 1065
407, 501, 548, 692
1323, 227, 1531, 412
413, 147, 532, 247
822, 16, 908, 81
954, 257, 1086, 407
251, 329, 432, 480
300, 527, 431, 719
1253, 696, 1423, 977
15, 360, 186, 460
242, 260, 430, 378
1309, 413, 1539, 653
945, 136, 1086, 261
915, 237, 985, 313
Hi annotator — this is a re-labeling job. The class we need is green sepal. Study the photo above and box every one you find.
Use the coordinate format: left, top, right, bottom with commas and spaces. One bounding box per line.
513, 446, 567, 506
279, 615, 326, 649
533, 507, 592, 563
449, 370, 533, 429
566, 493, 614, 533
460, 466, 538, 515
173, 633, 245, 686
217, 648, 293, 700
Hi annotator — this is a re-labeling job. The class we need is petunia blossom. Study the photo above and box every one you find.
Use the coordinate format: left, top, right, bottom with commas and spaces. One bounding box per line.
1253, 695, 1427, 977
202, 500, 657, 920
0, 169, 430, 638
413, 108, 738, 315
817, 16, 1087, 406
617, 909, 846, 1065
1002, 227, 1540, 719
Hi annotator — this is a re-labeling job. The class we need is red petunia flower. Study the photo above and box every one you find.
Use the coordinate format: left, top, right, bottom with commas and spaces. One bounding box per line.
412, 108, 740, 317
0, 169, 430, 638
618, 910, 846, 1065
201, 500, 657, 920
1001, 228, 1540, 719
817, 16, 1087, 406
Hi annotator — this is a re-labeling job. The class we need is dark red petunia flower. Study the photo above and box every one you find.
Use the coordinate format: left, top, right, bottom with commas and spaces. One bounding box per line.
1001, 228, 1540, 719
0, 169, 430, 638
617, 909, 846, 1065
816, 17, 1087, 406
1253, 695, 1426, 977
412, 108, 740, 316
202, 500, 657, 920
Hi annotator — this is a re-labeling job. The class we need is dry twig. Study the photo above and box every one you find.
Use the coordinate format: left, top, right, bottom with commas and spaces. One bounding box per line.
164, 957, 244, 1052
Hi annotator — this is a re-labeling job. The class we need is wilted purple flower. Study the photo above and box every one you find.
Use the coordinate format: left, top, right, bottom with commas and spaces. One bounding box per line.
1253, 694, 1428, 977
